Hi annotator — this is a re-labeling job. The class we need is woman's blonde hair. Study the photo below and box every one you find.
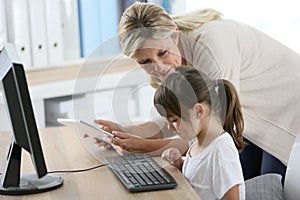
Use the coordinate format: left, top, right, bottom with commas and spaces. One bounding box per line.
118, 2, 221, 57
118, 2, 222, 87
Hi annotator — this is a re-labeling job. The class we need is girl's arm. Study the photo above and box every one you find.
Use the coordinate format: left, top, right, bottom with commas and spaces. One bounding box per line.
161, 148, 185, 170
221, 184, 240, 200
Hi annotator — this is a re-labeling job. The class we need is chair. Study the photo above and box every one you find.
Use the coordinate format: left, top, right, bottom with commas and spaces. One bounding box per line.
245, 133, 300, 200
245, 173, 283, 200
284, 133, 300, 200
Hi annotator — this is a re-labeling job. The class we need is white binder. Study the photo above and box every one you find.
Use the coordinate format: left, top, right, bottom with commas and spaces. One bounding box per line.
28, 0, 48, 68
44, 0, 64, 65
5, 0, 32, 70
0, 0, 7, 48
61, 0, 80, 61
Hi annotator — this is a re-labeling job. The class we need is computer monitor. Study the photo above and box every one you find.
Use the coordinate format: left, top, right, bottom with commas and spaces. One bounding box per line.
0, 44, 63, 195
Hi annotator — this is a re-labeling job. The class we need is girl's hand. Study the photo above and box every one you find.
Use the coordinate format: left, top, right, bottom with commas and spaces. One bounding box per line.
161, 148, 183, 170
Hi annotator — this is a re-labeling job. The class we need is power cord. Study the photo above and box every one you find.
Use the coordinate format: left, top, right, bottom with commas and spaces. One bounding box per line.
48, 163, 108, 174
0, 163, 108, 176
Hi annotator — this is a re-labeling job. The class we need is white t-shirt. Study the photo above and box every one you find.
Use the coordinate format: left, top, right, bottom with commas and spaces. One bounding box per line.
178, 19, 300, 162
182, 133, 245, 200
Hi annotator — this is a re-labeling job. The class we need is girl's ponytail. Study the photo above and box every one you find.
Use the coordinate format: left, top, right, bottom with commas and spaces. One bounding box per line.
217, 79, 245, 151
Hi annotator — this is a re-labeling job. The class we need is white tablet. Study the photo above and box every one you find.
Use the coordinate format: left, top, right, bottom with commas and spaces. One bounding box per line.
57, 118, 115, 139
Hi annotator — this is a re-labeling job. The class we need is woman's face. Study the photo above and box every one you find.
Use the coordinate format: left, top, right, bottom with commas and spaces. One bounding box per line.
134, 37, 183, 81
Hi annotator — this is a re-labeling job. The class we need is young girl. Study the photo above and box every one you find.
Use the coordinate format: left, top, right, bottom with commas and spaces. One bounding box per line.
154, 67, 246, 200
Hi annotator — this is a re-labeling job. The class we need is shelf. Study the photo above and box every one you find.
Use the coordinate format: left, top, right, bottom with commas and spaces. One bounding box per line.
1, 55, 143, 101
25, 55, 139, 85
0, 56, 149, 131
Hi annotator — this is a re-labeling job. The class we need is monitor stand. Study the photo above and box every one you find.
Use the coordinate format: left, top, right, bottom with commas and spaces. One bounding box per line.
0, 174, 64, 195
0, 141, 63, 195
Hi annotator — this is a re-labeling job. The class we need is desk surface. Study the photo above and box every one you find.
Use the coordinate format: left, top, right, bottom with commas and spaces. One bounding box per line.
0, 126, 200, 200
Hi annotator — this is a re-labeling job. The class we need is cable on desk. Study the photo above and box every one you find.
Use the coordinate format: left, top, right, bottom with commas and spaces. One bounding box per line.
0, 163, 108, 176
47, 163, 108, 174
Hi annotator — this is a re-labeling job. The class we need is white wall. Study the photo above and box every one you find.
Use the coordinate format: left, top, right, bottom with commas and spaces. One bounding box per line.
185, 0, 300, 54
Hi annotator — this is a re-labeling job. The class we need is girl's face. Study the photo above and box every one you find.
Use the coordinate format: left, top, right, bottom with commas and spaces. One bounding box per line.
166, 109, 200, 141
134, 37, 183, 81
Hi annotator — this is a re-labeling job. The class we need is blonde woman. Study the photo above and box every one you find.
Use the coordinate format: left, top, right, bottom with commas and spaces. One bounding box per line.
96, 2, 300, 181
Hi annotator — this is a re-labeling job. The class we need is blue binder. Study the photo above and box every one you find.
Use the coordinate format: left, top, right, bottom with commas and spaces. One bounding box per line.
77, 0, 119, 58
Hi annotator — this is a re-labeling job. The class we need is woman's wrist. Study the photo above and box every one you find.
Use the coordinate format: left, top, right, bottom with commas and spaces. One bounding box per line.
142, 138, 173, 154
138, 138, 157, 153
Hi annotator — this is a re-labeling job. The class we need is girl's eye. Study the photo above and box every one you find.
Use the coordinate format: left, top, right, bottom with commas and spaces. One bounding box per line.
158, 50, 168, 57
139, 59, 151, 65
169, 118, 177, 123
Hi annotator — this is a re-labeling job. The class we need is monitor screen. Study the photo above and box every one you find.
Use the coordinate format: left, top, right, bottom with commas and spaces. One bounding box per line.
0, 44, 63, 195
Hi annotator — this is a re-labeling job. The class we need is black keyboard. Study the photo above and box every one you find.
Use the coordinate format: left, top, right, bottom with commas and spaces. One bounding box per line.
105, 153, 177, 192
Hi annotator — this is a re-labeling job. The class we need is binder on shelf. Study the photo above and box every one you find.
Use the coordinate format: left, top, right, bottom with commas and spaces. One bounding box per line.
60, 0, 80, 61
162, 0, 171, 14
44, 0, 64, 65
147, 0, 162, 6
0, 0, 7, 48
121, 0, 139, 13
28, 0, 48, 68
170, 0, 186, 15
77, 0, 102, 57
5, 0, 32, 70
77, 0, 119, 57
97, 0, 120, 56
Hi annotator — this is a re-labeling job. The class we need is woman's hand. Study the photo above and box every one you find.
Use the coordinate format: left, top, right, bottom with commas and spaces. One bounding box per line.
161, 148, 183, 170
83, 133, 113, 150
83, 119, 123, 150
103, 131, 148, 155
94, 119, 123, 132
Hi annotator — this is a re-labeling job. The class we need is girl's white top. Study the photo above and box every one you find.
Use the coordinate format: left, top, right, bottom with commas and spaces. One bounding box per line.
182, 132, 245, 200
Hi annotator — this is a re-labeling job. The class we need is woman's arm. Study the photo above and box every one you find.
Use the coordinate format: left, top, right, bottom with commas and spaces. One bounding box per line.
94, 119, 164, 139
120, 121, 164, 139
108, 131, 188, 156
94, 119, 188, 156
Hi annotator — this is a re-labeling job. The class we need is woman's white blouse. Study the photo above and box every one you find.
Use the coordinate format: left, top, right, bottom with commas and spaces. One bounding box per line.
178, 19, 300, 162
